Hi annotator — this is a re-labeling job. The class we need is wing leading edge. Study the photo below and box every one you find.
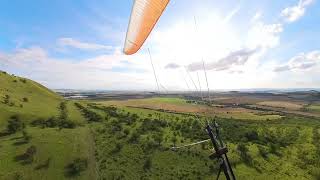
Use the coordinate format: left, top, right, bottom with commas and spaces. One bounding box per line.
123, 0, 170, 55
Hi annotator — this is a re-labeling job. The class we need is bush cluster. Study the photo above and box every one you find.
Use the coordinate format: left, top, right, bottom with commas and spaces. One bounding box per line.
75, 103, 102, 122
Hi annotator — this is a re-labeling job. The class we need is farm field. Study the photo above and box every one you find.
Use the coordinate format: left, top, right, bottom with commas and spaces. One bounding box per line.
98, 97, 283, 121
256, 101, 304, 110
307, 104, 320, 112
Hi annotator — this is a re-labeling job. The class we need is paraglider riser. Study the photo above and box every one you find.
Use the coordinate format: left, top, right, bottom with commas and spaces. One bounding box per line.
206, 125, 236, 180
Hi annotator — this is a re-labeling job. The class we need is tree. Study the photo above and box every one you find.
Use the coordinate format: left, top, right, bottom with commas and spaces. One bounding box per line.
245, 131, 259, 142
22, 97, 29, 102
7, 115, 25, 134
153, 133, 163, 146
171, 136, 177, 146
65, 158, 88, 176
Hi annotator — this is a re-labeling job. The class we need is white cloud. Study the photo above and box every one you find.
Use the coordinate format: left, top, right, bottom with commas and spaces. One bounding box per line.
57, 38, 113, 51
11, 46, 47, 62
250, 12, 262, 23
223, 5, 241, 23
165, 63, 180, 69
0, 46, 155, 90
246, 22, 283, 49
274, 50, 320, 72
281, 0, 314, 23
187, 47, 260, 72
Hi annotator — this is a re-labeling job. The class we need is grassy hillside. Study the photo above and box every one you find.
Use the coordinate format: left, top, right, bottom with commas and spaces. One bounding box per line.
0, 71, 62, 127
0, 71, 96, 180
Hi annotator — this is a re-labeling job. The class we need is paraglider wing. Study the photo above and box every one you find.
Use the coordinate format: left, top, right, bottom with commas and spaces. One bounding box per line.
123, 0, 170, 55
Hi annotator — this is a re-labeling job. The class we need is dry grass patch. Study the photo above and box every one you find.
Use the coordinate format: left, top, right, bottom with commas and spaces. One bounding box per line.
257, 101, 304, 110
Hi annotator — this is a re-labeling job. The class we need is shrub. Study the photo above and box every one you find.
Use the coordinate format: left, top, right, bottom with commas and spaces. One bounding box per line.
22, 130, 32, 142
143, 157, 152, 171
171, 136, 177, 146
4, 94, 10, 104
75, 103, 102, 122
7, 115, 25, 134
65, 158, 88, 176
31, 118, 46, 127
123, 128, 130, 136
31, 117, 76, 129
46, 117, 58, 127
245, 131, 259, 142
59, 119, 76, 129
20, 78, 27, 83
128, 131, 139, 143
153, 132, 163, 146
21, 145, 37, 163
12, 172, 23, 180
111, 143, 123, 154
22, 97, 29, 102
237, 143, 253, 166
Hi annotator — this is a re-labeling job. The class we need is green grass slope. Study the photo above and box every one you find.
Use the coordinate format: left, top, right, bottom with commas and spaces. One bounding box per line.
0, 71, 62, 127
0, 71, 96, 180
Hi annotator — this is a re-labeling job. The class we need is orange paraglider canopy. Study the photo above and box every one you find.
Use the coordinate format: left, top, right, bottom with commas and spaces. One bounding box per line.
123, 0, 170, 55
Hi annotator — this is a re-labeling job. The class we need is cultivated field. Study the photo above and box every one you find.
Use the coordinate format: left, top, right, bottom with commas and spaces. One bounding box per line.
98, 97, 283, 121
256, 101, 304, 110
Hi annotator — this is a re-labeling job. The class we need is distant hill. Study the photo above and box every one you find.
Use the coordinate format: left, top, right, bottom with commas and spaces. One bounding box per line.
0, 70, 62, 126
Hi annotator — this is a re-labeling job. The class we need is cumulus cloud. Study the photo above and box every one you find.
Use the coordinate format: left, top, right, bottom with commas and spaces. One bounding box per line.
187, 47, 260, 72
164, 63, 180, 69
0, 46, 153, 90
274, 50, 320, 72
281, 0, 314, 23
223, 5, 241, 23
250, 12, 262, 23
9, 46, 47, 62
247, 22, 283, 49
57, 38, 113, 51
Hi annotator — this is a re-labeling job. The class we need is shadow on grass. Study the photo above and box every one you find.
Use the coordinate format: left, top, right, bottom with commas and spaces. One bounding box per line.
10, 136, 23, 140
12, 140, 28, 146
0, 131, 10, 137
14, 154, 33, 165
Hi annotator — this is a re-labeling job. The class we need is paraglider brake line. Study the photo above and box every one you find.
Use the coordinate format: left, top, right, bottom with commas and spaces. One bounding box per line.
171, 139, 210, 150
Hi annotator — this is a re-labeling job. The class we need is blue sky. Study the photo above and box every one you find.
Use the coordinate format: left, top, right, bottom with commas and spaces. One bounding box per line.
0, 0, 319, 90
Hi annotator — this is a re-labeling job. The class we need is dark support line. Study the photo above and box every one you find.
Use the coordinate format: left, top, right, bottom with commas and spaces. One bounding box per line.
206, 124, 236, 180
